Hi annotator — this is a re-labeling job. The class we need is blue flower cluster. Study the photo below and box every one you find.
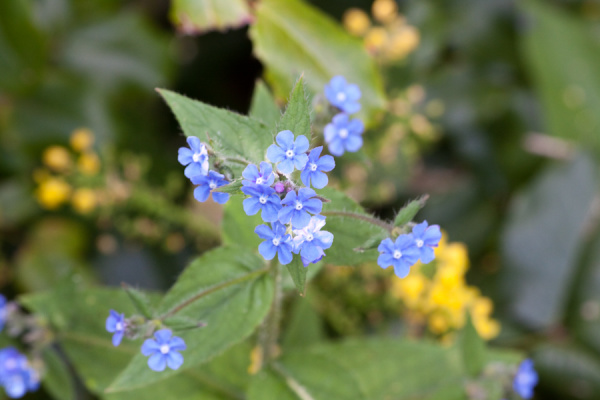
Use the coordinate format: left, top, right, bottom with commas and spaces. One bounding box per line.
324, 76, 365, 156
513, 359, 538, 399
377, 221, 442, 278
106, 311, 187, 372
0, 295, 7, 333
0, 348, 39, 399
242, 130, 335, 266
178, 136, 230, 204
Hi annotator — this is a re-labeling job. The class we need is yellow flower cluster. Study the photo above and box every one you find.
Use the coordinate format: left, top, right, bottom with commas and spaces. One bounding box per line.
391, 233, 500, 341
35, 128, 100, 214
343, 0, 420, 62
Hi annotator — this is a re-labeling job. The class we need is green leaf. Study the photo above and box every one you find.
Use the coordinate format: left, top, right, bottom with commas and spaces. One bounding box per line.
282, 296, 324, 349
162, 316, 206, 332
354, 231, 389, 252
459, 314, 487, 377
278, 76, 311, 139
123, 284, 155, 319
107, 247, 273, 392
249, 0, 386, 124
42, 347, 77, 400
320, 187, 388, 266
521, 1, 600, 155
222, 195, 264, 250
499, 154, 596, 328
249, 81, 281, 128
213, 179, 243, 194
393, 196, 429, 227
286, 257, 308, 296
158, 89, 273, 176
170, 0, 252, 34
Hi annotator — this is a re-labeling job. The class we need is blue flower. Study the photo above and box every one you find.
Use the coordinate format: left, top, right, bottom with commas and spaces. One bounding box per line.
293, 216, 333, 266
324, 76, 361, 114
242, 162, 275, 187
377, 235, 420, 278
0, 295, 7, 333
191, 170, 230, 204
324, 113, 364, 156
278, 188, 323, 229
266, 130, 309, 174
241, 184, 282, 222
141, 329, 186, 372
513, 359, 538, 399
105, 310, 126, 347
300, 147, 335, 189
255, 222, 293, 265
411, 221, 442, 264
0, 347, 39, 399
178, 136, 209, 178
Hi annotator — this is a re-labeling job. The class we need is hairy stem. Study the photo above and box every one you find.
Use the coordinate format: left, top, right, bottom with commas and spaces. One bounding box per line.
259, 261, 283, 364
321, 210, 393, 232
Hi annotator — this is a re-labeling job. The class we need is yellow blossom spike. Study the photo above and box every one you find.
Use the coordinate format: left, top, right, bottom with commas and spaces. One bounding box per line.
78, 153, 100, 175
428, 312, 449, 334
42, 146, 72, 172
71, 188, 97, 214
372, 0, 398, 24
248, 346, 263, 375
342, 8, 371, 37
364, 27, 388, 54
36, 178, 71, 209
387, 26, 420, 60
70, 128, 95, 152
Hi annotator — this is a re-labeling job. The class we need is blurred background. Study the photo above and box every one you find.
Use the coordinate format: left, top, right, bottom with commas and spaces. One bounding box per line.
1, 0, 600, 399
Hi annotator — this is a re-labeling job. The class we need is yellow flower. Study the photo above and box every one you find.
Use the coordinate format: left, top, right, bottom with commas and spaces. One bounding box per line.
71, 188, 97, 214
36, 178, 71, 209
387, 26, 420, 60
78, 153, 100, 175
364, 27, 388, 54
439, 242, 470, 272
247, 346, 263, 375
428, 312, 449, 334
473, 315, 500, 340
42, 146, 72, 172
372, 0, 398, 24
343, 8, 371, 37
70, 128, 95, 152
391, 272, 427, 307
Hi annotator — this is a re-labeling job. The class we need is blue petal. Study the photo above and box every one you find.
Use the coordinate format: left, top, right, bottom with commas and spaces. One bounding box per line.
212, 192, 230, 204
293, 153, 308, 170
345, 135, 363, 152
190, 174, 207, 185
328, 138, 345, 156
255, 224, 274, 240
178, 147, 193, 166
332, 113, 349, 126
277, 158, 294, 174
112, 331, 124, 347
348, 118, 364, 134
4, 376, 27, 399
315, 231, 334, 250
423, 225, 442, 245
346, 84, 361, 101
300, 169, 312, 188
297, 188, 316, 202
317, 155, 335, 172
294, 135, 310, 154
167, 351, 184, 370
194, 186, 211, 202
310, 171, 328, 189
141, 339, 160, 356
148, 353, 167, 371
300, 243, 321, 263
242, 164, 259, 182
185, 162, 206, 178
396, 234, 415, 249
267, 144, 285, 163
291, 210, 310, 229
243, 198, 261, 216
273, 222, 288, 236
276, 130, 295, 148
261, 202, 281, 223
280, 190, 296, 206
278, 205, 294, 224
186, 136, 201, 152
419, 246, 435, 264
378, 238, 394, 253
324, 123, 337, 143
154, 329, 173, 344
329, 75, 346, 91
259, 241, 277, 260
302, 198, 322, 214
393, 262, 411, 278
277, 246, 293, 265
168, 336, 187, 351
377, 253, 392, 269
342, 101, 361, 114
308, 146, 323, 162
106, 313, 117, 332
412, 220, 428, 236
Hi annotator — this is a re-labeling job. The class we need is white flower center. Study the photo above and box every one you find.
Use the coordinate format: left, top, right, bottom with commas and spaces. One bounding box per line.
306, 233, 314, 242
309, 163, 318, 172
192, 153, 203, 163
295, 201, 303, 211
259, 195, 267, 204
272, 237, 280, 246
209, 181, 217, 190
393, 250, 402, 259
336, 92, 347, 102
160, 345, 170, 354
285, 149, 295, 158
338, 128, 349, 139
416, 239, 424, 248
116, 322, 124, 331
256, 177, 264, 184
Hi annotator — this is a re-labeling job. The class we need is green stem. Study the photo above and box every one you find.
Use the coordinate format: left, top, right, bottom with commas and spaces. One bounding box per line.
321, 210, 393, 232
159, 266, 270, 320
259, 261, 283, 363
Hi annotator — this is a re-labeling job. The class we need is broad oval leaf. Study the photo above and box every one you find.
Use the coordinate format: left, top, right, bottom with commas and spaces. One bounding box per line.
170, 0, 252, 34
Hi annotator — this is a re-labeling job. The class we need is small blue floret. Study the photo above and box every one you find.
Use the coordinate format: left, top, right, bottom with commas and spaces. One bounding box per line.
105, 310, 126, 347
513, 359, 538, 399
241, 184, 282, 222
0, 295, 7, 333
411, 221, 442, 264
141, 329, 187, 372
178, 136, 209, 178
377, 235, 420, 278
278, 188, 323, 229
293, 216, 334, 266
242, 162, 275, 187
300, 147, 335, 189
266, 130, 309, 174
191, 170, 230, 204
0, 347, 40, 399
324, 113, 364, 157
324, 76, 361, 114
255, 222, 294, 265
